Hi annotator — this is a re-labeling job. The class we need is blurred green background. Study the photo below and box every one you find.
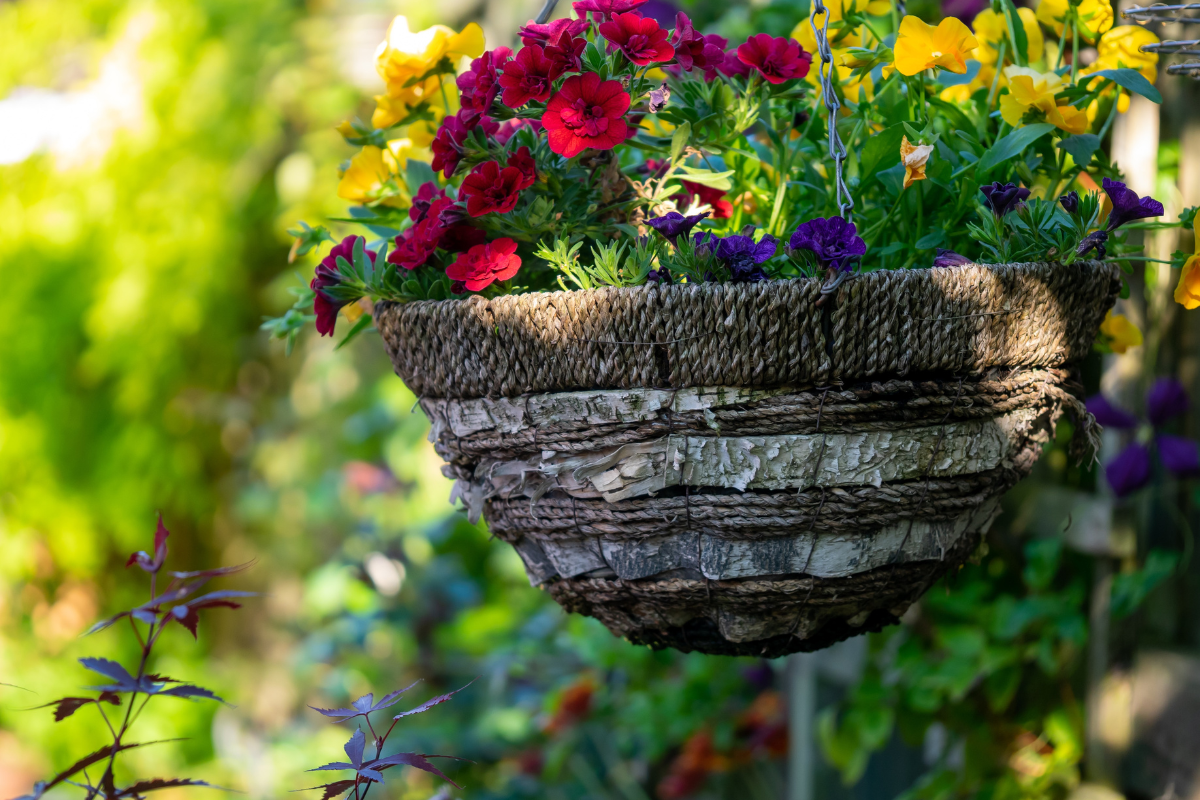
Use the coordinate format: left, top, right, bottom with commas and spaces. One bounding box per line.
2, 1, 1198, 799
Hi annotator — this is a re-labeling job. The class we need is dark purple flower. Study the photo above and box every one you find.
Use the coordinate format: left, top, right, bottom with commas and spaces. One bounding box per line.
1147, 377, 1189, 426
933, 248, 971, 268
1059, 191, 1079, 215
1103, 178, 1164, 231
716, 234, 776, 282
980, 182, 1030, 217
789, 216, 866, 272
1087, 394, 1139, 429
647, 267, 673, 284
1076, 229, 1109, 259
942, 0, 988, 23
1107, 442, 1152, 497
647, 211, 707, 246
693, 230, 720, 258
311, 236, 375, 337
1156, 434, 1200, 475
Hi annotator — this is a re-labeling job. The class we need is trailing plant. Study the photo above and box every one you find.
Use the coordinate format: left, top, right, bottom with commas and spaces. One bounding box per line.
14, 518, 253, 800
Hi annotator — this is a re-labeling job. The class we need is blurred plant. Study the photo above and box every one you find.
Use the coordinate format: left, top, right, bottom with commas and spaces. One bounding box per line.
303, 683, 471, 799
14, 518, 252, 800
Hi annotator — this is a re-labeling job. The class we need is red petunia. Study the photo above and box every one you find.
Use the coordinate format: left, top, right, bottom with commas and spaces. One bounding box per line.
457, 48, 512, 115
598, 13, 674, 65
460, 161, 526, 217
542, 72, 631, 158
312, 236, 376, 335
573, 0, 648, 16
446, 238, 522, 291
498, 45, 565, 107
389, 197, 456, 270
430, 110, 500, 178
670, 13, 725, 72
507, 146, 537, 189
717, 47, 752, 79
439, 223, 488, 252
675, 181, 733, 219
409, 181, 445, 222
519, 16, 589, 46
545, 27, 588, 73
736, 34, 812, 84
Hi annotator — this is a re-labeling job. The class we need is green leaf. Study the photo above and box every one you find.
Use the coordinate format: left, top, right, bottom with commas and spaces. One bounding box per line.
1056, 133, 1101, 166
1090, 68, 1163, 104
975, 123, 1055, 173
676, 165, 733, 190
334, 313, 374, 351
1111, 550, 1179, 618
670, 122, 692, 164
405, 159, 438, 192
1001, 0, 1028, 66
915, 230, 947, 250
859, 123, 908, 181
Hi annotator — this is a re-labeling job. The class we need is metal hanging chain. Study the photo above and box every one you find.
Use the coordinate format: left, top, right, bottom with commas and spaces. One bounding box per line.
1123, 3, 1200, 78
809, 0, 855, 222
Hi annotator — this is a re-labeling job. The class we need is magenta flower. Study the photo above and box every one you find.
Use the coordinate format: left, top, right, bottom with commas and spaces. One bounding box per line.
1088, 378, 1200, 497
311, 236, 375, 336
519, 17, 589, 46
430, 110, 499, 178
456, 48, 511, 115
789, 216, 866, 272
670, 13, 725, 72
573, 0, 649, 16
736, 34, 812, 84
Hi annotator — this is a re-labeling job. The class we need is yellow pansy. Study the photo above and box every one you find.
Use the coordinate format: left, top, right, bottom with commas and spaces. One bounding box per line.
1035, 0, 1113, 44
901, 136, 934, 189
894, 16, 979, 76
1174, 215, 1200, 309
336, 141, 413, 207
374, 16, 485, 95
972, 8, 1044, 65
790, 0, 889, 54
1098, 311, 1143, 352
999, 66, 1088, 134
1079, 26, 1159, 122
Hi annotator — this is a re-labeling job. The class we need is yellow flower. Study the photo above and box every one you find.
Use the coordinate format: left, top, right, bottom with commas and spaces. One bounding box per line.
375, 16, 485, 95
337, 141, 413, 207
790, 0, 890, 54
939, 62, 995, 103
1098, 311, 1142, 352
373, 74, 458, 142
894, 16, 979, 76
1035, 0, 1113, 44
972, 7, 1044, 65
1079, 26, 1159, 122
901, 136, 934, 189
1174, 215, 1200, 309
999, 66, 1088, 134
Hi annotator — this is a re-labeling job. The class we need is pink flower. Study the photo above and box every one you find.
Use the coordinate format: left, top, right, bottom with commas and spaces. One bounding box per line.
495, 118, 543, 145
519, 17, 589, 46
542, 72, 631, 158
498, 45, 565, 107
446, 238, 522, 291
572, 0, 648, 17
598, 12, 674, 65
430, 110, 499, 178
717, 47, 753, 78
670, 13, 725, 72
545, 27, 588, 73
507, 146, 537, 189
736, 34, 812, 84
312, 236, 376, 335
456, 48, 512, 115
460, 161, 526, 217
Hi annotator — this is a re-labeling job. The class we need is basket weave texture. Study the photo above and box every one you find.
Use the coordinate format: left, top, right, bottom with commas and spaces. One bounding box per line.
378, 261, 1120, 657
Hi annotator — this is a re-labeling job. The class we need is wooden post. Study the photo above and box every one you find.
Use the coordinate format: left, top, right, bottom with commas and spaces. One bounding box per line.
787, 653, 816, 800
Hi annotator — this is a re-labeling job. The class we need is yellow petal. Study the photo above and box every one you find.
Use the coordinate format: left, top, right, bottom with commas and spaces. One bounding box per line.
1175, 256, 1200, 309
999, 92, 1029, 127
1050, 103, 1088, 135
1099, 311, 1143, 351
894, 16, 938, 76
448, 22, 486, 60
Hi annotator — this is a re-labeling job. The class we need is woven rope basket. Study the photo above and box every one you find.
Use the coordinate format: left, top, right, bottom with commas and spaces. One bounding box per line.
377, 260, 1120, 657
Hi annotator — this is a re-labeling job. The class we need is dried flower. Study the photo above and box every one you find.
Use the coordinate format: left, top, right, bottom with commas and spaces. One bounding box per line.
649, 82, 671, 113
736, 34, 812, 84
646, 211, 708, 246
542, 73, 631, 158
599, 13, 675, 65
446, 238, 522, 291
789, 216, 867, 272
431, 110, 499, 178
900, 136, 934, 190
980, 181, 1030, 217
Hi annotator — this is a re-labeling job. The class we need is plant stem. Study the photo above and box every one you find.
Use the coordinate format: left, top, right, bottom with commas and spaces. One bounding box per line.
1071, 22, 1080, 84
987, 42, 1007, 109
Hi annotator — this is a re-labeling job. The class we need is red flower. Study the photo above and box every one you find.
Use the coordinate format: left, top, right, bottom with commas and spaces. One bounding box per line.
446, 238, 522, 291
409, 181, 445, 222
312, 235, 375, 336
519, 16, 589, 46
670, 13, 725, 72
431, 110, 500, 178
439, 223, 487, 252
675, 181, 733, 219
545, 27, 588, 73
573, 0, 648, 16
498, 45, 565, 107
736, 34, 811, 84
457, 48, 512, 115
460, 161, 525, 217
507, 146, 537, 189
542, 72, 631, 158
598, 13, 674, 65
717, 46, 752, 79
389, 197, 454, 270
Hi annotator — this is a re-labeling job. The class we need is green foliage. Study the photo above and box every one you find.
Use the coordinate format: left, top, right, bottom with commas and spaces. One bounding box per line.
1110, 549, 1180, 619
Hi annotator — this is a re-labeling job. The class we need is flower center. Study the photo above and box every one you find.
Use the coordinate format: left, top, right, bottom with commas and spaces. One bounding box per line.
930, 50, 943, 58
563, 98, 610, 137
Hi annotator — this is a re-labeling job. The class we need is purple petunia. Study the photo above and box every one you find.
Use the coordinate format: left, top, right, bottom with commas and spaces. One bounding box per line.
716, 234, 776, 282
789, 216, 866, 273
1059, 191, 1079, 215
980, 182, 1030, 217
933, 248, 971, 268
1087, 377, 1200, 497
1103, 178, 1164, 232
646, 211, 708, 246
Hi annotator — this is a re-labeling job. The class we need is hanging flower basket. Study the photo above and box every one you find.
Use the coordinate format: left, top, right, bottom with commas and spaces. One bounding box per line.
376, 258, 1117, 656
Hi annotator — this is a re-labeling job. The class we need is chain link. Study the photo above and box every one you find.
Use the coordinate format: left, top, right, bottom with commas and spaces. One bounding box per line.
808, 0, 855, 222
